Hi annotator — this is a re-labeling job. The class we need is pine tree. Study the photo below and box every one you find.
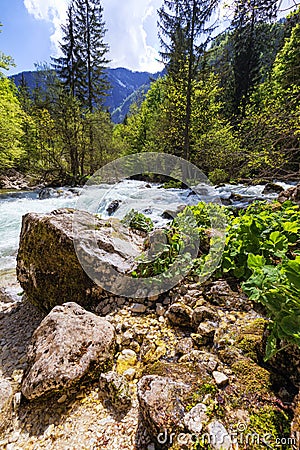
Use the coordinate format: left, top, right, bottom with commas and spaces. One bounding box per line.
157, 0, 219, 159
52, 5, 78, 97
73, 0, 110, 111
231, 0, 278, 117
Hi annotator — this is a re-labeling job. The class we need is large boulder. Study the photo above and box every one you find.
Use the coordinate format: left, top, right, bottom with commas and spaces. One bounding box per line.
21, 302, 115, 400
0, 377, 13, 436
17, 208, 145, 311
262, 182, 284, 195
278, 183, 300, 205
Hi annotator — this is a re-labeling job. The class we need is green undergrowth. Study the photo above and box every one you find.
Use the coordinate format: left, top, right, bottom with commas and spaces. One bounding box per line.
121, 208, 154, 233
132, 200, 300, 360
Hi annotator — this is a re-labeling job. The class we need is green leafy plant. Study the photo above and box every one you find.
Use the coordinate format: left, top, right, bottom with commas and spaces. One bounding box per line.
221, 200, 300, 359
132, 199, 300, 359
121, 209, 154, 233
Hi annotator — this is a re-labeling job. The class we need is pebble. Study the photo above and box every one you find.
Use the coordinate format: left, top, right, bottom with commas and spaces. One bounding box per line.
156, 304, 165, 316
130, 303, 147, 314
122, 331, 133, 344
101, 304, 112, 315
57, 394, 67, 404
117, 297, 125, 307
163, 296, 170, 306
213, 371, 229, 387
13, 392, 22, 411
117, 349, 137, 374
123, 368, 136, 381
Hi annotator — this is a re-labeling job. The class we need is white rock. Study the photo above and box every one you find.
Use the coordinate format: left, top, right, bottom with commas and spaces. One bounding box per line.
13, 392, 21, 411
207, 420, 232, 450
184, 403, 208, 434
123, 368, 136, 381
212, 371, 229, 387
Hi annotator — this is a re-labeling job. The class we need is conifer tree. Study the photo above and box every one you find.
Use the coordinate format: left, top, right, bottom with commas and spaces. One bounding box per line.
157, 0, 218, 159
52, 0, 110, 111
73, 0, 110, 111
231, 0, 278, 117
52, 5, 78, 97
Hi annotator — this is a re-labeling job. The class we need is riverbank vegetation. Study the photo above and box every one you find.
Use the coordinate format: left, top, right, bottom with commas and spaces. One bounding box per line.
0, 1, 299, 185
131, 199, 300, 360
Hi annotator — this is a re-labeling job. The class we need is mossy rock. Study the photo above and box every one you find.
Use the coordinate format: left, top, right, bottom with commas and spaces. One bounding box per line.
16, 209, 145, 312
245, 406, 292, 449
235, 318, 267, 362
216, 317, 267, 363
143, 361, 215, 412
232, 358, 271, 394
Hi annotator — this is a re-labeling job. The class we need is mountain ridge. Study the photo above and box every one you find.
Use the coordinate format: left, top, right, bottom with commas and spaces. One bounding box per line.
11, 67, 164, 123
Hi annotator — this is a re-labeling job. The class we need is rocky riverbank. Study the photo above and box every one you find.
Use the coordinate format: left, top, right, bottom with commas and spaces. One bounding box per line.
0, 278, 299, 449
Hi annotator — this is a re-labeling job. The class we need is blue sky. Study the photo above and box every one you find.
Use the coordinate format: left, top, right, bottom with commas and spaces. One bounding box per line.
0, 0, 297, 76
0, 0, 164, 75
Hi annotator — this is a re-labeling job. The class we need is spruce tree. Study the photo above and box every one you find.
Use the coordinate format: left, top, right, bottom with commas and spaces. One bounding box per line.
52, 0, 109, 111
73, 0, 110, 111
157, 0, 218, 159
231, 0, 278, 117
52, 5, 78, 97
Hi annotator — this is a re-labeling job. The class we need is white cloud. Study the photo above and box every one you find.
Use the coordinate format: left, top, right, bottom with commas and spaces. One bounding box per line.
23, 0, 67, 56
23, 0, 164, 73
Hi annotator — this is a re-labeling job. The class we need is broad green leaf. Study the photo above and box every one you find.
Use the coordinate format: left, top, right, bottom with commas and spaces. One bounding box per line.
280, 315, 300, 337
282, 221, 300, 233
247, 253, 265, 270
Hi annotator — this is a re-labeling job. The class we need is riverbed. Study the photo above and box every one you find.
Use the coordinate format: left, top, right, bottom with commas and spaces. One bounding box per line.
0, 179, 294, 283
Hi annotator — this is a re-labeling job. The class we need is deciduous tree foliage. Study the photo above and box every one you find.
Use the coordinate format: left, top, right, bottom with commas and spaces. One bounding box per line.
0, 75, 25, 169
241, 17, 300, 177
0, 25, 25, 169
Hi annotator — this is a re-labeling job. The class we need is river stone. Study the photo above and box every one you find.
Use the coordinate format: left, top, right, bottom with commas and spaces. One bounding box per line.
137, 375, 190, 439
106, 200, 122, 216
262, 183, 284, 195
16, 209, 145, 311
166, 302, 193, 327
278, 183, 300, 205
21, 302, 115, 400
192, 306, 219, 329
99, 371, 131, 412
0, 377, 13, 436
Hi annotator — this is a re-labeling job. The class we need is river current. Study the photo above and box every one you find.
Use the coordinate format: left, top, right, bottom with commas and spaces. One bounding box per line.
0, 179, 293, 278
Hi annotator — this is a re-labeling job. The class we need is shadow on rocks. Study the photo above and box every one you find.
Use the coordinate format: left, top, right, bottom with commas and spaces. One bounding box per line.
0, 298, 45, 379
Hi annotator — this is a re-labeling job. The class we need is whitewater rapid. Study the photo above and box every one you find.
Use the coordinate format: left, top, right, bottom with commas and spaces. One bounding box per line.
0, 180, 293, 277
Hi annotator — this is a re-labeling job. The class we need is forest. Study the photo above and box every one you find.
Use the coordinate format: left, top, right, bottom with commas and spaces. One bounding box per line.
0, 0, 299, 185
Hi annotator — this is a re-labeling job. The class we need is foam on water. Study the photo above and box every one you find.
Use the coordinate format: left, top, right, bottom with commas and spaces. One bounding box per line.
0, 180, 293, 276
